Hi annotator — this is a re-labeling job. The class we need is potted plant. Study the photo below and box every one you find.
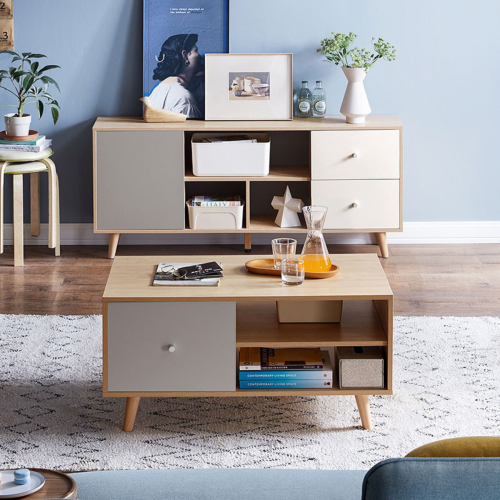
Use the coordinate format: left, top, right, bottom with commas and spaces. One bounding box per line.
0, 51, 60, 137
317, 32, 396, 123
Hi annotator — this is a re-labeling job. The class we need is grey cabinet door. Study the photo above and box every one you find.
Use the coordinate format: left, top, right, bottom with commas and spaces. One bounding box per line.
107, 301, 236, 392
96, 131, 185, 230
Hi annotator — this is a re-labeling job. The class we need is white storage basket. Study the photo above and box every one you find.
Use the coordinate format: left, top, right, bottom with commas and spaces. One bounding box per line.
187, 200, 245, 230
191, 133, 270, 176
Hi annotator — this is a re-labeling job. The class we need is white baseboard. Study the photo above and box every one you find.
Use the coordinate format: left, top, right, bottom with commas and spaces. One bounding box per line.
2, 221, 499, 246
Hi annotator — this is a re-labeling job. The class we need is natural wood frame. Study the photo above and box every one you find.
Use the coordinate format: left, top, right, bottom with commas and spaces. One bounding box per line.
93, 116, 403, 258
102, 254, 394, 431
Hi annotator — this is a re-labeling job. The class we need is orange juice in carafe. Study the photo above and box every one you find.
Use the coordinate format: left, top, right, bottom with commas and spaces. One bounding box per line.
300, 206, 332, 273
301, 254, 332, 272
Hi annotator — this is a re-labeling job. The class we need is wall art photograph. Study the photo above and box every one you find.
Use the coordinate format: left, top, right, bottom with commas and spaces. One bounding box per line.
229, 72, 270, 100
206, 54, 293, 121
143, 0, 229, 119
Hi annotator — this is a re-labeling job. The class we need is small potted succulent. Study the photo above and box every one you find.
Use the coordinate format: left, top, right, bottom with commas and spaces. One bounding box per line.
0, 51, 61, 137
317, 32, 396, 123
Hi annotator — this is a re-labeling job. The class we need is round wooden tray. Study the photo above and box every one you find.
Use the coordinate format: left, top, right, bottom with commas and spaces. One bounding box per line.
0, 130, 39, 142
245, 258, 339, 279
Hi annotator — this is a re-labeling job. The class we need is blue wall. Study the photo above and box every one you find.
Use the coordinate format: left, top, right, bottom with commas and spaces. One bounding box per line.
230, 0, 500, 222
0, 0, 143, 223
1, 0, 499, 223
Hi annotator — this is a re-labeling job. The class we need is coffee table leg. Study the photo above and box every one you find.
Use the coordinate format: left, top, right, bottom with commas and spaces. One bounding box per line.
355, 395, 373, 430
123, 396, 140, 432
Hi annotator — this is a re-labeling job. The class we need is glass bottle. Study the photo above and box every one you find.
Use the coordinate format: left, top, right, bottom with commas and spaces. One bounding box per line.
297, 81, 312, 118
300, 206, 332, 272
312, 81, 327, 118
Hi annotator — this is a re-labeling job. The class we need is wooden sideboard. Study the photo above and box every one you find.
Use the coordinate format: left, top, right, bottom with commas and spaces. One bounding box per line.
93, 116, 403, 258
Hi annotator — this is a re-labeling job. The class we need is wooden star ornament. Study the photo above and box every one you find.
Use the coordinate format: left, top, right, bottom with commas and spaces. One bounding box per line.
271, 186, 304, 227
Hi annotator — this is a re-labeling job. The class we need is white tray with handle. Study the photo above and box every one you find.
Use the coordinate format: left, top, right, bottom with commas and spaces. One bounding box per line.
0, 471, 45, 499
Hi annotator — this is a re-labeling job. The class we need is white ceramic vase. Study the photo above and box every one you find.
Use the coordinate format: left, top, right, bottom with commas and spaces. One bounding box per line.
5, 113, 32, 136
340, 67, 371, 124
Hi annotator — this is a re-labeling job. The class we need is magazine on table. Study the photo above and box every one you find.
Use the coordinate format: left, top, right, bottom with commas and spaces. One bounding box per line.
152, 262, 223, 286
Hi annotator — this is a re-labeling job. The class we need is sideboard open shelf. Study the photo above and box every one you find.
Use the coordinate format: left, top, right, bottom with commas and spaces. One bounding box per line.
93, 116, 403, 258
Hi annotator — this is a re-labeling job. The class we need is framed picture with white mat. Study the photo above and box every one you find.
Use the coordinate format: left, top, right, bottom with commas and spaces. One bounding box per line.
205, 53, 293, 120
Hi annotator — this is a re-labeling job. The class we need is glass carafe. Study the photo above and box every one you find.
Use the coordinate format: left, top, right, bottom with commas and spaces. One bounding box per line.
300, 206, 332, 272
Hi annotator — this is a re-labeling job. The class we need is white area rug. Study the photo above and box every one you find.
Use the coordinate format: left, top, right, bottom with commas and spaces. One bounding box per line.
0, 314, 499, 471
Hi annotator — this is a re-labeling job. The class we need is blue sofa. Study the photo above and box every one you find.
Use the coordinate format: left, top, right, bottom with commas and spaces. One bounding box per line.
70, 458, 500, 500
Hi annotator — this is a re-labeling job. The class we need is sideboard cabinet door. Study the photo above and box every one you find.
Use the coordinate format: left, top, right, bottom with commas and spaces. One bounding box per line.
95, 131, 185, 231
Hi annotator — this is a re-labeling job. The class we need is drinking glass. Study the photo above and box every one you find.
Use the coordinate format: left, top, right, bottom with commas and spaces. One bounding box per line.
272, 238, 297, 270
281, 258, 305, 286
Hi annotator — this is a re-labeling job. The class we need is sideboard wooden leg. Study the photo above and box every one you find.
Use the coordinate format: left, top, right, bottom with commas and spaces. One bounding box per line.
245, 233, 252, 253
375, 232, 389, 258
108, 233, 120, 259
123, 397, 140, 432
355, 395, 373, 430
30, 172, 40, 237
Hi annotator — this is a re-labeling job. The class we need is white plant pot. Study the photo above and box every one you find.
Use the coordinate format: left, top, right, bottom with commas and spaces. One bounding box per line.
4, 113, 32, 137
340, 67, 371, 124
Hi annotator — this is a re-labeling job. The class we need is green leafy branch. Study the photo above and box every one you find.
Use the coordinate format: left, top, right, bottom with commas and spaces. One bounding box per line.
0, 51, 61, 124
317, 32, 396, 72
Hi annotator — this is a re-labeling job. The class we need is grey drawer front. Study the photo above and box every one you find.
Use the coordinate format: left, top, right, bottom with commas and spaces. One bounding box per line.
107, 301, 236, 392
96, 131, 185, 230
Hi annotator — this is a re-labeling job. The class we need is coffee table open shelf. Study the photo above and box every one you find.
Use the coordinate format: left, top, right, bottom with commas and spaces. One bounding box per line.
103, 254, 393, 432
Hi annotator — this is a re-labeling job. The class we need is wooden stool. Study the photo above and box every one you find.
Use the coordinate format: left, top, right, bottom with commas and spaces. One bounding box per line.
0, 155, 60, 266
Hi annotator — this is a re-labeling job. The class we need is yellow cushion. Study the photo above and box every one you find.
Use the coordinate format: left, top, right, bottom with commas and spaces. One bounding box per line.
0, 148, 53, 161
406, 437, 500, 458
4, 161, 48, 174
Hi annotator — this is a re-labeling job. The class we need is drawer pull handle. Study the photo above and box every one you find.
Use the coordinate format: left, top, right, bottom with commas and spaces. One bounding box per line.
351, 202, 358, 208
165, 344, 176, 353
352, 153, 358, 158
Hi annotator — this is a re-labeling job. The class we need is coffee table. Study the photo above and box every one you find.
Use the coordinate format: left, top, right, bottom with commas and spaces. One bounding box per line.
103, 254, 393, 432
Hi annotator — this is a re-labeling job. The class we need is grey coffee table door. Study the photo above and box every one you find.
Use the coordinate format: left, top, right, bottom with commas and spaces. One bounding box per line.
107, 301, 236, 392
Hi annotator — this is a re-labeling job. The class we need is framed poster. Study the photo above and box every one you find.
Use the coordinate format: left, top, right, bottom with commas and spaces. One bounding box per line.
205, 54, 293, 121
143, 0, 229, 120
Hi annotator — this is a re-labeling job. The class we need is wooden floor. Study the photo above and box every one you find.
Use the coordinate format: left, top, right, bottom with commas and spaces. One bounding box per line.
0, 243, 499, 316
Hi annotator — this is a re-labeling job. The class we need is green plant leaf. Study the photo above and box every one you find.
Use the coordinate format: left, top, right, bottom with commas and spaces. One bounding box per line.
31, 61, 39, 73
36, 99, 44, 119
2, 50, 19, 58
39, 65, 61, 73
28, 53, 46, 59
22, 75, 35, 91
11, 56, 21, 62
51, 99, 60, 109
51, 106, 59, 124
41, 75, 60, 92
21, 52, 32, 58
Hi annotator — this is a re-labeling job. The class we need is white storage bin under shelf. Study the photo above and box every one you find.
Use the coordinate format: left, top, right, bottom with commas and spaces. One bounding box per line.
192, 133, 270, 177
187, 200, 245, 230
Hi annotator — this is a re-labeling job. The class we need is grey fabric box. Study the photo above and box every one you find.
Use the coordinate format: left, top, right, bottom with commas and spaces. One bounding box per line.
337, 347, 385, 389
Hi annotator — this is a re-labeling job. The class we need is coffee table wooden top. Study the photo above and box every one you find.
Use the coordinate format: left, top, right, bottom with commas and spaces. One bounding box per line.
103, 254, 392, 302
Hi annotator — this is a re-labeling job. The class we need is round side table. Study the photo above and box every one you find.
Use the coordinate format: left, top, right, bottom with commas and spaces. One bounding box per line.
0, 148, 60, 266
0, 469, 76, 499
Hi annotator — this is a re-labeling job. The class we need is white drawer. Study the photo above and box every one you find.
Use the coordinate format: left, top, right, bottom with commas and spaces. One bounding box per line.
311, 180, 400, 230
311, 130, 400, 180
106, 302, 236, 392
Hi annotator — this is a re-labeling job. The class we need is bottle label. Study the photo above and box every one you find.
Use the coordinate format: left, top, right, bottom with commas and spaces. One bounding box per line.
314, 99, 326, 115
298, 100, 311, 113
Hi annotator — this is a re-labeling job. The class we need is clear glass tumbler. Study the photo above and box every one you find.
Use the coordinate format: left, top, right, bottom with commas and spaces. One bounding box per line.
281, 258, 305, 286
272, 238, 297, 270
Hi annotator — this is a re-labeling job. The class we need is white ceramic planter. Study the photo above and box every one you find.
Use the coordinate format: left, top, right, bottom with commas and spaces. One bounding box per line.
340, 67, 371, 124
4, 113, 32, 137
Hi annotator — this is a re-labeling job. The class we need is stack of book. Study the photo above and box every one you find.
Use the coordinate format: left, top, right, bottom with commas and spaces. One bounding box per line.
192, 196, 242, 207
0, 134, 52, 153
239, 347, 333, 389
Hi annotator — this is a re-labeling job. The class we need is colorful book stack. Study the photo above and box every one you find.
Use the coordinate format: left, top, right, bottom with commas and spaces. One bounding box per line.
0, 134, 52, 153
239, 347, 333, 389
